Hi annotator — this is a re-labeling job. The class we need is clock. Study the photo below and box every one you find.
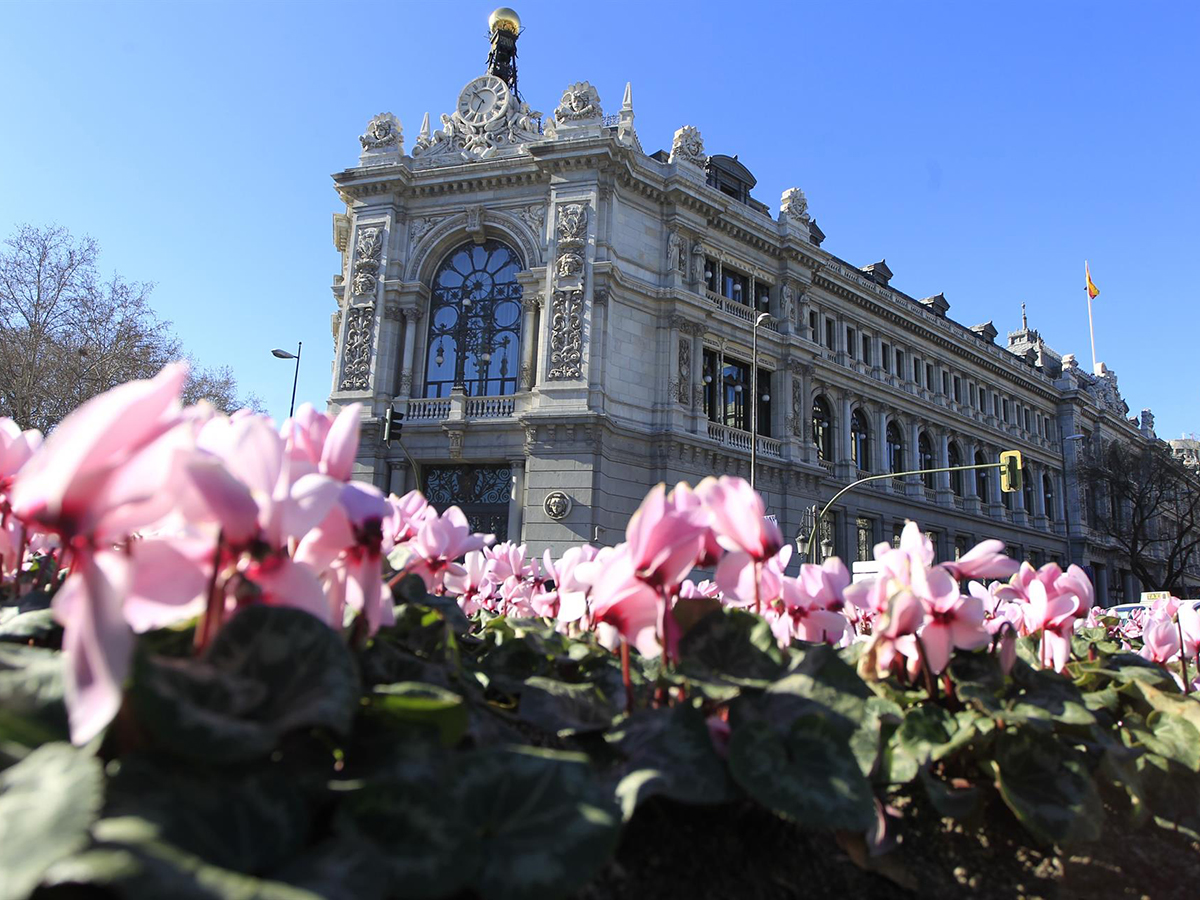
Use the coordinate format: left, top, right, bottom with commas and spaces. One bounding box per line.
456, 75, 510, 126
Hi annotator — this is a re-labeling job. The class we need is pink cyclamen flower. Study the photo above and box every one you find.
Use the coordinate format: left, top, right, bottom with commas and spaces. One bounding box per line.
624, 483, 708, 592
1140, 613, 1181, 664
586, 544, 662, 658
1025, 579, 1080, 672
696, 476, 782, 560
770, 574, 848, 648
1178, 603, 1200, 659
405, 506, 491, 592
941, 539, 1020, 581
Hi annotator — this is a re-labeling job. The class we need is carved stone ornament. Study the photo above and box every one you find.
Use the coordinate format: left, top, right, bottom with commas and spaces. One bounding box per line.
446, 428, 464, 459
466, 204, 486, 244
555, 203, 588, 249
409, 216, 442, 244
556, 253, 584, 280
553, 82, 603, 123
780, 187, 810, 224
543, 490, 572, 520
548, 289, 584, 380
411, 74, 544, 164
338, 305, 375, 391
791, 378, 803, 436
517, 204, 546, 238
359, 112, 403, 152
678, 339, 691, 404
668, 125, 706, 168
353, 226, 383, 296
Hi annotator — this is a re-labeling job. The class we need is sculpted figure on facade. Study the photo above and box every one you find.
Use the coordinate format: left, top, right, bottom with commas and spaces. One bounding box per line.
667, 230, 687, 273
668, 125, 706, 169
553, 82, 602, 123
359, 112, 403, 152
780, 187, 810, 224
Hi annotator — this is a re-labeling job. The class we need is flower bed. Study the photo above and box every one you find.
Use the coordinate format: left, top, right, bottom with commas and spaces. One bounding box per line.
1, 369, 1198, 899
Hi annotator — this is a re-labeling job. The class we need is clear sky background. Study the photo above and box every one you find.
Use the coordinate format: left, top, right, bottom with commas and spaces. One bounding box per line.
2, 1, 1197, 437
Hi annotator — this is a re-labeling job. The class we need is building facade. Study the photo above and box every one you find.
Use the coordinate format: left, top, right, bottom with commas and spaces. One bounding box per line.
326, 18, 1180, 604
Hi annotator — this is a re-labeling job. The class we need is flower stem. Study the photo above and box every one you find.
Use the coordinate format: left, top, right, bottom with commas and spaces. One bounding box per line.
754, 561, 761, 616
195, 530, 225, 654
912, 633, 938, 699
1177, 614, 1190, 695
620, 639, 634, 713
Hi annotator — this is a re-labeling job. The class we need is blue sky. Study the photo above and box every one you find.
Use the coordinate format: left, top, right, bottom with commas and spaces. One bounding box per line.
2, 1, 1197, 438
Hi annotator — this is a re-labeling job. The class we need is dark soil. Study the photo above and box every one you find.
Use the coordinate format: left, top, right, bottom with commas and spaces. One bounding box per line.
576, 793, 1199, 900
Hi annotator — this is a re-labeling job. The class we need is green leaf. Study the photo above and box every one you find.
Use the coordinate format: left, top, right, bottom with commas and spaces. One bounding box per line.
1007, 666, 1096, 726
371, 681, 469, 747
456, 747, 622, 900
919, 766, 981, 820
133, 606, 359, 764
989, 728, 1104, 846
518, 676, 619, 737
609, 705, 733, 819
0, 742, 103, 900
677, 609, 785, 686
896, 703, 957, 765
0, 644, 69, 753
64, 817, 326, 900
728, 716, 875, 831
105, 755, 312, 874
0, 607, 59, 645
344, 747, 621, 900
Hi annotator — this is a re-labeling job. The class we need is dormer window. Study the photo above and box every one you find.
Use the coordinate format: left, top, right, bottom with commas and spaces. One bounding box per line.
705, 154, 758, 208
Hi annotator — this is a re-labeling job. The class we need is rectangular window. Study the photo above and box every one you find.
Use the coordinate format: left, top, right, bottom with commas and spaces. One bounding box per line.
913, 357, 921, 384
942, 371, 949, 395
846, 327, 856, 359
704, 259, 718, 293
808, 310, 818, 339
856, 517, 874, 562
703, 349, 719, 422
723, 269, 749, 305
882, 342, 891, 372
953, 376, 962, 403
861, 334, 871, 365
993, 394, 1001, 417
722, 358, 750, 430
756, 367, 772, 437
825, 319, 836, 349
927, 363, 934, 390
1002, 398, 1010, 422
754, 282, 770, 312
1024, 408, 1031, 431
895, 349, 904, 376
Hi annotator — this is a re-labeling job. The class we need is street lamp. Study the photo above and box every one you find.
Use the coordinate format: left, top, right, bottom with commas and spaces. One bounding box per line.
750, 312, 772, 490
271, 342, 302, 418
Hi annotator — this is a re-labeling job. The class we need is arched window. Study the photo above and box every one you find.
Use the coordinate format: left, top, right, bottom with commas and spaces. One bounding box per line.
918, 432, 934, 488
812, 396, 833, 462
1043, 474, 1056, 522
424, 240, 523, 398
975, 449, 989, 499
948, 441, 963, 495
851, 409, 870, 471
886, 421, 903, 474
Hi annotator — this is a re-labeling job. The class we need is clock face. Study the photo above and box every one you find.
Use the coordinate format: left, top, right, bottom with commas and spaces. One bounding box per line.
457, 75, 509, 126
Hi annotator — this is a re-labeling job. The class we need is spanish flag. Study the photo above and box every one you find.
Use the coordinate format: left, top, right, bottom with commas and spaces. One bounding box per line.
1085, 262, 1099, 300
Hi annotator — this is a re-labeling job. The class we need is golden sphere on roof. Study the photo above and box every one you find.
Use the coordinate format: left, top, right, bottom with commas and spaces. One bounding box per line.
488, 7, 521, 34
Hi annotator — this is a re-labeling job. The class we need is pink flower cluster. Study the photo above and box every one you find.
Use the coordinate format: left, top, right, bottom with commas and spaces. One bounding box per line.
0, 365, 489, 745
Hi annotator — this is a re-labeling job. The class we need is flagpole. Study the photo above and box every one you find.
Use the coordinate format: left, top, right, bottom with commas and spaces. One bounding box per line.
1086, 260, 1097, 373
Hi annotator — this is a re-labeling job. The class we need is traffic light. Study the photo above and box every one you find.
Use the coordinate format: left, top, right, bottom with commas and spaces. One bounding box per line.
382, 408, 404, 445
999, 450, 1023, 493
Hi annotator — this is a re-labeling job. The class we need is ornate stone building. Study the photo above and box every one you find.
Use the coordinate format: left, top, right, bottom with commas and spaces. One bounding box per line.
326, 12, 1180, 604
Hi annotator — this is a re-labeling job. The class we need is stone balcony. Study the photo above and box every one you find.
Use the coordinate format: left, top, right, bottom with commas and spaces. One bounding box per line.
403, 391, 518, 423
705, 421, 783, 459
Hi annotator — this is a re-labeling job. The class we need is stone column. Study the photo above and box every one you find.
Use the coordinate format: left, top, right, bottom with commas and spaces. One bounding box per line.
398, 307, 422, 400
378, 300, 405, 399
907, 421, 923, 495
936, 431, 953, 505
690, 324, 705, 433
508, 458, 525, 542
988, 448, 1005, 517
1032, 462, 1047, 521
668, 315, 683, 410
873, 407, 887, 476
963, 439, 980, 513
779, 362, 794, 448
388, 461, 409, 497
519, 295, 541, 390
839, 394, 853, 478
